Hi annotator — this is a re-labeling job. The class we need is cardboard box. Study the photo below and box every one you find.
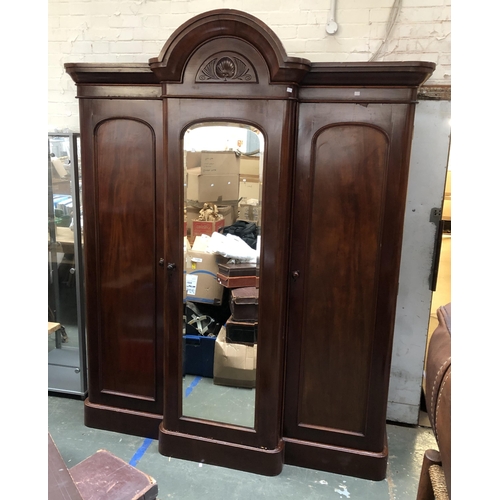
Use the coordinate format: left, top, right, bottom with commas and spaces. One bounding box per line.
185, 243, 228, 304
239, 155, 260, 177
217, 204, 237, 227
185, 205, 200, 236
201, 151, 240, 175
183, 334, 216, 378
239, 178, 261, 200
188, 158, 240, 205
192, 218, 225, 239
183, 237, 191, 301
213, 326, 257, 388
186, 167, 201, 202
199, 174, 239, 202
186, 204, 236, 240
185, 151, 201, 169
238, 204, 261, 224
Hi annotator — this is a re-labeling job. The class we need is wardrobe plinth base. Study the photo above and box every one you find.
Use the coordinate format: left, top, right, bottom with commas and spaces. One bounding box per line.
158, 424, 284, 476
84, 398, 162, 439
283, 436, 388, 481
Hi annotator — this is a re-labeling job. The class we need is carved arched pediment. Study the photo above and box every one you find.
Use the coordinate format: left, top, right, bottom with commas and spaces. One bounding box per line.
149, 9, 310, 85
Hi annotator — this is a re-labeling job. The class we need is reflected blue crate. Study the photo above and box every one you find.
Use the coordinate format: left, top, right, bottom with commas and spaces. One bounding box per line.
183, 334, 216, 378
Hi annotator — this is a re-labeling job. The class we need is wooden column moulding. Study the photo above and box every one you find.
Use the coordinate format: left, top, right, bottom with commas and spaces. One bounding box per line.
65, 8, 435, 479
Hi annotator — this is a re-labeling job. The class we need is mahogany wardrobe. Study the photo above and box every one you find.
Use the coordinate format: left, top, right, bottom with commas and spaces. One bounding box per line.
65, 9, 434, 480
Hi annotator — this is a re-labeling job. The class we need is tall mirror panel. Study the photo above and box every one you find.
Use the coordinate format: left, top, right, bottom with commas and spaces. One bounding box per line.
181, 122, 264, 428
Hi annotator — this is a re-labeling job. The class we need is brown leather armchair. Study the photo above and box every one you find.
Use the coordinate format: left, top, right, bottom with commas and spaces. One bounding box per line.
416, 303, 451, 499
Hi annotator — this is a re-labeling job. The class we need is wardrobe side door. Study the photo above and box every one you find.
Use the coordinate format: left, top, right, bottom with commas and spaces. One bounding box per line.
80, 99, 164, 414
284, 101, 410, 452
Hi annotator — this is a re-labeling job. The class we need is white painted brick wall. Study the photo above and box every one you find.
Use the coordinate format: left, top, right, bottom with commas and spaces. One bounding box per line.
48, 0, 451, 130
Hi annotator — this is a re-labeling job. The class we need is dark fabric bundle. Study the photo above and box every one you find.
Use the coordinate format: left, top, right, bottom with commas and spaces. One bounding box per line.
218, 220, 258, 249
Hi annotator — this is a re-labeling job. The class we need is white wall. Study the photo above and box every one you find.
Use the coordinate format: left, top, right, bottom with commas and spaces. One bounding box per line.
48, 0, 451, 131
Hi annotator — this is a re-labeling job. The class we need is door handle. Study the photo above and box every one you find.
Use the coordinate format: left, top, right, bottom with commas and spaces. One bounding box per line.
292, 270, 300, 281
159, 259, 176, 271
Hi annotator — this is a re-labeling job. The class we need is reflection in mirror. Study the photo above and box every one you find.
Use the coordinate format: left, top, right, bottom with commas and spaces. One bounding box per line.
182, 122, 264, 429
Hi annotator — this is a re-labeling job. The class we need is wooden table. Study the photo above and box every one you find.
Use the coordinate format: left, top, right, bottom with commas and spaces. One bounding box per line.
48, 322, 63, 349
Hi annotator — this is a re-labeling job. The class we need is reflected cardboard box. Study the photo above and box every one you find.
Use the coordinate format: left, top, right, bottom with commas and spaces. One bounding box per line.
187, 152, 240, 203
199, 174, 239, 203
185, 151, 201, 169
186, 204, 236, 241
185, 236, 228, 305
200, 151, 240, 175
186, 168, 201, 202
239, 155, 260, 177
214, 325, 257, 389
238, 203, 261, 224
187, 168, 239, 204
239, 175, 261, 200
182, 237, 191, 302
192, 219, 225, 239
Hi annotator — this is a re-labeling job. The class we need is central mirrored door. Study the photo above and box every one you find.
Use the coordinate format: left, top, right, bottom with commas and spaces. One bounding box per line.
181, 122, 264, 429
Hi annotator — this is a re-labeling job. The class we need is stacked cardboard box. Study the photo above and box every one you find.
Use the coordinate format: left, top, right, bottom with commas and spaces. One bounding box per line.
184, 236, 228, 305
213, 265, 259, 388
237, 155, 262, 224
185, 151, 241, 243
186, 151, 240, 204
183, 235, 230, 380
213, 325, 257, 389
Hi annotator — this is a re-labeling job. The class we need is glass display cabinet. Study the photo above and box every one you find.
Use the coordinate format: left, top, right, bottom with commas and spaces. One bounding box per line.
48, 132, 87, 396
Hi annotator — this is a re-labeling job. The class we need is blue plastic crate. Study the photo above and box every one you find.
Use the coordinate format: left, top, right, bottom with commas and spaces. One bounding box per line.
183, 334, 216, 378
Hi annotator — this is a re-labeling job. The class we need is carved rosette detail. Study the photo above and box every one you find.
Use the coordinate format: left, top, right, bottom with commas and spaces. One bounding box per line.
197, 56, 255, 82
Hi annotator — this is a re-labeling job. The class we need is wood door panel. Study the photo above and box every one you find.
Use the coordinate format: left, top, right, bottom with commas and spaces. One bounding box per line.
163, 98, 292, 450
285, 104, 397, 451
299, 125, 388, 434
95, 118, 157, 399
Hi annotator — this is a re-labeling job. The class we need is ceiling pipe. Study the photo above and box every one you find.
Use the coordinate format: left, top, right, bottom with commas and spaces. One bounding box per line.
326, 0, 338, 35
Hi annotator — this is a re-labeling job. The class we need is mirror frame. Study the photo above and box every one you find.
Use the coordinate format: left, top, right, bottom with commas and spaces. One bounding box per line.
181, 120, 264, 429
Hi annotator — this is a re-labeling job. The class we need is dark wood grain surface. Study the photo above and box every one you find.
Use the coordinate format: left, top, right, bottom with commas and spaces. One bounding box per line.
66, 8, 435, 478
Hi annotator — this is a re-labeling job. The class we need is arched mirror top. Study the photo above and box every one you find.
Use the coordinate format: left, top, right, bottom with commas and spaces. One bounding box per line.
149, 9, 311, 84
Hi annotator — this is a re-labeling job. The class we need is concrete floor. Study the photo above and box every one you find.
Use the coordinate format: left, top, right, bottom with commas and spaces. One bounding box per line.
48, 394, 438, 500
47, 231, 450, 499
